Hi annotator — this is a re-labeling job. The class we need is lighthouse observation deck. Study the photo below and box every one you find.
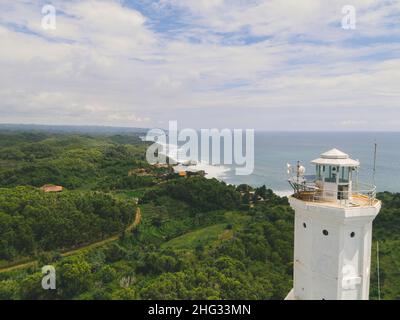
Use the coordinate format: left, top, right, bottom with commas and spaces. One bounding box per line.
288, 176, 378, 207
288, 149, 379, 208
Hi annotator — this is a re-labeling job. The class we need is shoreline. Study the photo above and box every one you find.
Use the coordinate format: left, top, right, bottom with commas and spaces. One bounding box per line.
172, 161, 293, 198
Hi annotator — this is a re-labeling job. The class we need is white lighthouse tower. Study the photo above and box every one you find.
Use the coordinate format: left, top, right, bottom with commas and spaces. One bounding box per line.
285, 149, 381, 300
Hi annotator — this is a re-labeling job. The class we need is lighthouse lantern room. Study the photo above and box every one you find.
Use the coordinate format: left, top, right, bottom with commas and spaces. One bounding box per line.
286, 148, 381, 300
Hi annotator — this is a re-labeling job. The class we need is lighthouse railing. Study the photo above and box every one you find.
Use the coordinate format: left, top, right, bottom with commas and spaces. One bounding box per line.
289, 177, 377, 207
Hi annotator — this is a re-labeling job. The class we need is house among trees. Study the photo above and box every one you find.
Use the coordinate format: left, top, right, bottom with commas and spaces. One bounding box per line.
128, 168, 151, 176
178, 171, 187, 177
41, 184, 63, 193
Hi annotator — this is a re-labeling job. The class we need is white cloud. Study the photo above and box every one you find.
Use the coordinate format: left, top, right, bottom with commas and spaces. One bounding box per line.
0, 0, 399, 130
166, 0, 400, 39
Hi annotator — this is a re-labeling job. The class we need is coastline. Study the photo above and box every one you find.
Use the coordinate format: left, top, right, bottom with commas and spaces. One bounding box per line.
150, 141, 293, 197
172, 160, 292, 197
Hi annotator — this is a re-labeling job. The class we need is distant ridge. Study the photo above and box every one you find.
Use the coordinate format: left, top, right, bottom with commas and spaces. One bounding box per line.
0, 123, 149, 135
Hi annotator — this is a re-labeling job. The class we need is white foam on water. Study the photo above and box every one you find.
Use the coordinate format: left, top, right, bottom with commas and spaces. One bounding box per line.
152, 142, 232, 180
274, 190, 293, 197
187, 161, 231, 180
152, 143, 293, 197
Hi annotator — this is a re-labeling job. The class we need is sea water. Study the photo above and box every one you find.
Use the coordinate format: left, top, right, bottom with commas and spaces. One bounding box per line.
222, 132, 400, 194
149, 132, 400, 194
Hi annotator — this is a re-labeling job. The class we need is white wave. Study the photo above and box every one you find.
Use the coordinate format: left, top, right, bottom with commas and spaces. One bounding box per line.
274, 190, 293, 197
191, 162, 231, 180
153, 142, 231, 180
173, 161, 231, 180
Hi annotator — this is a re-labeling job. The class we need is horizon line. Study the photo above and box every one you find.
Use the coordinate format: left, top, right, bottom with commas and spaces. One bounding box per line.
1, 122, 400, 133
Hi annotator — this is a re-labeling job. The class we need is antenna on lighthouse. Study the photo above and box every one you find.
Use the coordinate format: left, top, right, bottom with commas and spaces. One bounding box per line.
377, 241, 381, 300
373, 142, 377, 186
285, 149, 381, 300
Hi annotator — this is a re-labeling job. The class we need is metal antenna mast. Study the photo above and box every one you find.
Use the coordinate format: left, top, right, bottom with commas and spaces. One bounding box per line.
374, 142, 380, 300
373, 142, 377, 185
377, 241, 381, 300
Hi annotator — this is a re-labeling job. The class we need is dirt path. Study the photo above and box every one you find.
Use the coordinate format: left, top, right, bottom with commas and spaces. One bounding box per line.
0, 207, 141, 274
127, 207, 141, 233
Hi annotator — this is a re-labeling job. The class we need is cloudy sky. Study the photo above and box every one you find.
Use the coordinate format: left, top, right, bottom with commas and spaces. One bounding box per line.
0, 0, 399, 130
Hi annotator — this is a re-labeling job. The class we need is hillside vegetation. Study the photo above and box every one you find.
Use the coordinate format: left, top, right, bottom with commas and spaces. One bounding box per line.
0, 131, 398, 300
0, 187, 133, 263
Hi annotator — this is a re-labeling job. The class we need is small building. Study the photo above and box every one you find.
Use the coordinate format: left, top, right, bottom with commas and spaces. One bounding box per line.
41, 185, 63, 193
173, 164, 205, 178
187, 170, 206, 177
178, 171, 187, 177
128, 168, 151, 176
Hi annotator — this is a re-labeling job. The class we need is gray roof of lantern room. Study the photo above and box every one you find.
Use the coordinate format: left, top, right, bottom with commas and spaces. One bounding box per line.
311, 148, 360, 167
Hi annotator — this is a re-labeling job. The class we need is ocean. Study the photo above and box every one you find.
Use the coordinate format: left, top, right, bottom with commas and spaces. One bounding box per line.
147, 131, 400, 194
217, 132, 400, 195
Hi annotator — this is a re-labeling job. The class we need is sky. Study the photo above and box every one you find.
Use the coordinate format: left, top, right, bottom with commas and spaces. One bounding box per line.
0, 0, 399, 131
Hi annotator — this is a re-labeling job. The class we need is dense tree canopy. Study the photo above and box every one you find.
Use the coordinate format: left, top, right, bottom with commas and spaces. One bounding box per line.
0, 187, 133, 261
0, 131, 398, 301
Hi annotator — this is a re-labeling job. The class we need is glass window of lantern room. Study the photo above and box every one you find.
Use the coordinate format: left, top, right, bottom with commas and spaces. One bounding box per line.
324, 166, 329, 181
325, 165, 336, 183
332, 166, 338, 182
340, 167, 350, 183
316, 165, 322, 180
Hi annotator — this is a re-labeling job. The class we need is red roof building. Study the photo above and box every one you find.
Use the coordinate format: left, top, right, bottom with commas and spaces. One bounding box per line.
41, 185, 63, 193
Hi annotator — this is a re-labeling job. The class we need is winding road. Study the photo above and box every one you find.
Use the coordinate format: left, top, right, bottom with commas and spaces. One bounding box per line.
0, 207, 141, 274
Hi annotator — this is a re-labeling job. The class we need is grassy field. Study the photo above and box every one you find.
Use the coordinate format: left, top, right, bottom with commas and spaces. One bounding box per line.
161, 211, 249, 250
162, 223, 229, 249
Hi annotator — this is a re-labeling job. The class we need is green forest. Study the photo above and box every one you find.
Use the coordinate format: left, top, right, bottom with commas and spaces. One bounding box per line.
0, 130, 399, 300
